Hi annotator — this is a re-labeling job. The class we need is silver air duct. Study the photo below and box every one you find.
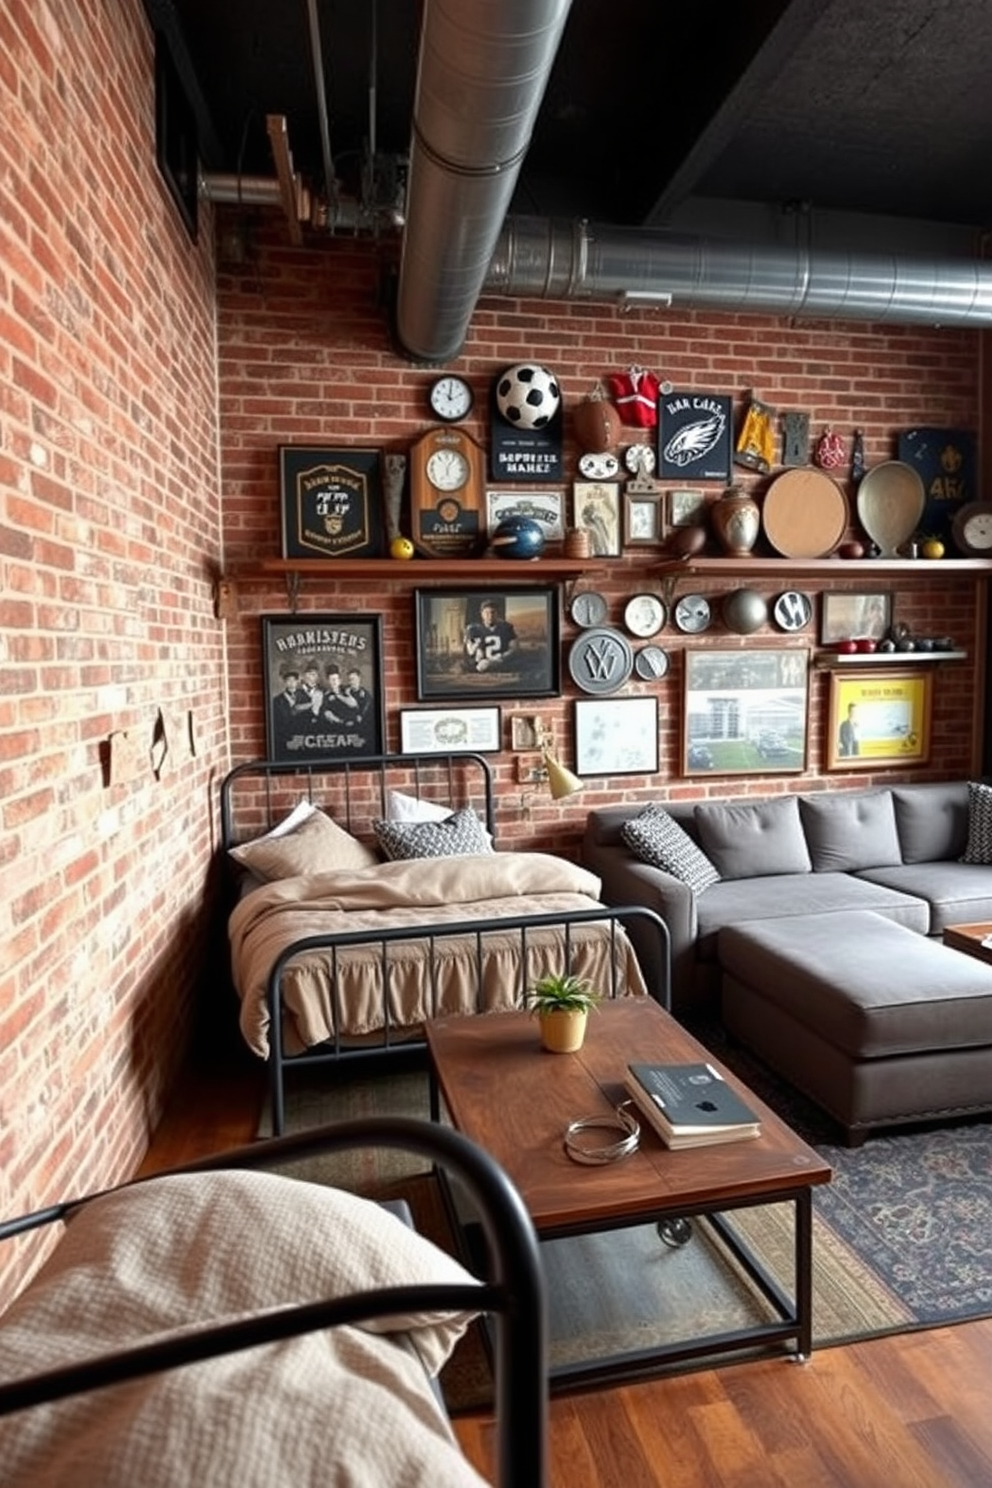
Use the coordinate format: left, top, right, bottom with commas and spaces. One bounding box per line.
394, 0, 573, 364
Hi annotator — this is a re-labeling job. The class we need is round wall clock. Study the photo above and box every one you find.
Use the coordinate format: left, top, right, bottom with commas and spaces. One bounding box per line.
623, 593, 666, 637
567, 628, 633, 694
634, 644, 670, 680
772, 590, 813, 632
409, 426, 487, 557
673, 593, 712, 634
569, 590, 609, 628
952, 501, 992, 555
428, 375, 474, 422
624, 443, 656, 476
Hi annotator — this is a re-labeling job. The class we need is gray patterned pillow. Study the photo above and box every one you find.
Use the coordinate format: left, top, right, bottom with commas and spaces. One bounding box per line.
621, 804, 720, 893
373, 806, 493, 861
961, 781, 992, 864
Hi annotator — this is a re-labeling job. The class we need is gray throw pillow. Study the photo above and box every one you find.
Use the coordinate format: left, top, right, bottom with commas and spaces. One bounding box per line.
694, 795, 812, 880
893, 782, 969, 863
373, 806, 493, 861
961, 781, 992, 864
621, 804, 720, 893
798, 790, 902, 872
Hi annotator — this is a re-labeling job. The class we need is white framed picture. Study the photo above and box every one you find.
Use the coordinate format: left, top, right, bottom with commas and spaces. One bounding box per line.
399, 705, 502, 754
485, 490, 565, 543
574, 696, 659, 775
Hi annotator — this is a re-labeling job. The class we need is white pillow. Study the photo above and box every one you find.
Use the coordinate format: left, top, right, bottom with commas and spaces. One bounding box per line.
386, 788, 452, 823
267, 798, 317, 837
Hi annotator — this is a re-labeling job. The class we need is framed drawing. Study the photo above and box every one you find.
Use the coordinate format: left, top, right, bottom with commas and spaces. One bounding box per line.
279, 446, 385, 558
683, 647, 809, 776
658, 391, 733, 482
820, 592, 892, 645
415, 587, 561, 701
510, 712, 553, 750
262, 613, 385, 763
399, 705, 501, 755
574, 696, 659, 775
572, 481, 622, 557
486, 490, 565, 544
623, 490, 665, 546
668, 488, 707, 527
825, 669, 932, 770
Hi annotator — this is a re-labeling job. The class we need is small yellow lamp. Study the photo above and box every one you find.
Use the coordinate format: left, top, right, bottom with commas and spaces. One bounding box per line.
530, 717, 584, 800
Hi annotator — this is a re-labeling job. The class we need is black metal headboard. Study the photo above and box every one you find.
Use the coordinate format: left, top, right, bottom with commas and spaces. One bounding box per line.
219, 752, 496, 851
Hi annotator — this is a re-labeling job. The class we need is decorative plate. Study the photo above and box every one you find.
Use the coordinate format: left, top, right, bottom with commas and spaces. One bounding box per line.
567, 627, 634, 695
624, 443, 656, 476
569, 590, 609, 628
623, 593, 666, 637
762, 467, 849, 558
634, 644, 670, 680
772, 591, 813, 632
673, 593, 712, 634
577, 451, 620, 480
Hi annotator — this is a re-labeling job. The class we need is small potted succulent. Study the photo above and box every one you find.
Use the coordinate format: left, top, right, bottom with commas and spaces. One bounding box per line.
527, 971, 602, 1053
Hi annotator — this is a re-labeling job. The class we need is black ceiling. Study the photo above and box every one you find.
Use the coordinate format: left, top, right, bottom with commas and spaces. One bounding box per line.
153, 0, 992, 238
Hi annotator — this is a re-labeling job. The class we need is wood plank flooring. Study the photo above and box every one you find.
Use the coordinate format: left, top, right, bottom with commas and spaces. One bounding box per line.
141, 1057, 992, 1488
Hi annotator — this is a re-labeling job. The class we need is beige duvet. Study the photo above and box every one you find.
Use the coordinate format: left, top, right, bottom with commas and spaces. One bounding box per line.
229, 852, 647, 1057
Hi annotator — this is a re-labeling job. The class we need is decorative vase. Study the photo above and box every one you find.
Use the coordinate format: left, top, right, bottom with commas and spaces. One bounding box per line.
711, 485, 760, 556
539, 1009, 588, 1054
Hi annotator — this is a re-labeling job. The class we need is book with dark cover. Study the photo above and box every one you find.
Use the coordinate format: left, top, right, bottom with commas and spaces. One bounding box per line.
624, 1062, 761, 1149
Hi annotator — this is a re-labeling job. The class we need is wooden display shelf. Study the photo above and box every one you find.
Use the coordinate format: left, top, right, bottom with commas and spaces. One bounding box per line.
651, 556, 992, 578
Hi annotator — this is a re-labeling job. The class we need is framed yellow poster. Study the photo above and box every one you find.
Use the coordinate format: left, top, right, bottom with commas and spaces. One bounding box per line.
825, 668, 932, 770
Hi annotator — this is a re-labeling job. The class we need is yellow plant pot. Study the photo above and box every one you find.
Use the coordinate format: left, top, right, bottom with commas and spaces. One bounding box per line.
539, 1008, 588, 1054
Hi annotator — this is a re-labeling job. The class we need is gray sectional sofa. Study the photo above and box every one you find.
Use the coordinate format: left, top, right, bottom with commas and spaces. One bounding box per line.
582, 781, 992, 1141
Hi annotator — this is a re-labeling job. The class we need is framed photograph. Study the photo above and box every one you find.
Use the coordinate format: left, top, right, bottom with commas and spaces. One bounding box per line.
415, 587, 561, 701
572, 481, 622, 557
262, 613, 385, 763
624, 490, 665, 546
510, 712, 552, 750
279, 446, 385, 559
820, 592, 893, 645
575, 696, 659, 775
825, 669, 932, 771
399, 705, 501, 755
683, 648, 809, 776
668, 488, 707, 527
486, 490, 565, 543
658, 391, 733, 482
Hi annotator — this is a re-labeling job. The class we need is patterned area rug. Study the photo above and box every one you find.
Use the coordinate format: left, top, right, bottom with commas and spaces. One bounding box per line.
258, 1050, 992, 1409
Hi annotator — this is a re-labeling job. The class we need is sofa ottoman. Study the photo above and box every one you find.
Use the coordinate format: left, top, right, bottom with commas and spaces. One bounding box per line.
719, 910, 992, 1144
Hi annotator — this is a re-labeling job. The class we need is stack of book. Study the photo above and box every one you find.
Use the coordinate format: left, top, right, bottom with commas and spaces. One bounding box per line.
624, 1061, 761, 1149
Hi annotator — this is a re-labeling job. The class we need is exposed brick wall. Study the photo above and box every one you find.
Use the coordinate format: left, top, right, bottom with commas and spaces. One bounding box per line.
0, 0, 225, 1303
218, 221, 981, 855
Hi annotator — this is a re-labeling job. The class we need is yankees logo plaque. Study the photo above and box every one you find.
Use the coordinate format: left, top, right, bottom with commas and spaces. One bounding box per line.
657, 391, 733, 483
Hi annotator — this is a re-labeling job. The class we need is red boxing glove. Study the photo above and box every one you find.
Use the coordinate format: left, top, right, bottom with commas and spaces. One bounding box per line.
607, 366, 660, 427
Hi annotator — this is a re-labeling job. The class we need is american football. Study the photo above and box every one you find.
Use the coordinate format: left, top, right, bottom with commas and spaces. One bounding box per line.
496, 363, 561, 429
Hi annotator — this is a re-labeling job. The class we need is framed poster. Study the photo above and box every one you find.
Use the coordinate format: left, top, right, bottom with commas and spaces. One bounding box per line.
898, 426, 976, 543
668, 488, 707, 527
486, 490, 565, 543
658, 391, 733, 482
262, 613, 385, 763
415, 587, 561, 701
825, 669, 932, 770
574, 696, 659, 775
683, 647, 809, 776
624, 490, 665, 546
572, 481, 622, 557
820, 592, 892, 645
399, 706, 501, 755
279, 446, 385, 559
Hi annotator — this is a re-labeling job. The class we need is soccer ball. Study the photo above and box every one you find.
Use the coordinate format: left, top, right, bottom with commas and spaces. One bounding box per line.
496, 363, 561, 429
490, 516, 545, 560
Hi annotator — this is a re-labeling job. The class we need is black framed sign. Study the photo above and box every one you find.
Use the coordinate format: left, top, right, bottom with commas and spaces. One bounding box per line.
279, 447, 385, 558
415, 587, 561, 701
262, 613, 385, 762
658, 390, 733, 482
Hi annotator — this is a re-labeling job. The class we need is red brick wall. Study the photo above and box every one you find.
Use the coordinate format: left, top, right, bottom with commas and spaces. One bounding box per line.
219, 222, 982, 855
0, 0, 224, 1303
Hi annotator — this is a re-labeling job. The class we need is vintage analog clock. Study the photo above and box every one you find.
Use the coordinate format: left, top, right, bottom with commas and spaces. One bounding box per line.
409, 426, 487, 556
428, 374, 474, 423
951, 501, 992, 556
673, 593, 712, 634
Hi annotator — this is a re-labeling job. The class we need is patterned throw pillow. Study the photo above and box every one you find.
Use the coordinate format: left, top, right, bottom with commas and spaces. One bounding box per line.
373, 806, 494, 861
621, 804, 720, 893
961, 780, 992, 864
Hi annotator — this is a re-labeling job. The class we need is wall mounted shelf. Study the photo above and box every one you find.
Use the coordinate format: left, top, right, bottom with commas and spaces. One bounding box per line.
815, 650, 968, 667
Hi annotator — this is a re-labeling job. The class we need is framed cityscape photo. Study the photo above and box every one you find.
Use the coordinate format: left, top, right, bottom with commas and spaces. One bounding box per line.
415, 587, 561, 701
262, 613, 385, 763
683, 647, 809, 775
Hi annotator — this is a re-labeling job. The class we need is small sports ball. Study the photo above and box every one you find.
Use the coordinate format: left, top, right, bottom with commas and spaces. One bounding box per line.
496, 363, 561, 429
490, 515, 545, 560
389, 535, 414, 559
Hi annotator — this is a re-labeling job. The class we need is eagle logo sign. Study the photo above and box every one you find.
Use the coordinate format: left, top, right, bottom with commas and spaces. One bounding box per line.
663, 411, 727, 469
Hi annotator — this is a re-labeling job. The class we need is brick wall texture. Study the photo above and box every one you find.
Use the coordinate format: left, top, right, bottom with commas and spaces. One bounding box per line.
0, 0, 985, 1303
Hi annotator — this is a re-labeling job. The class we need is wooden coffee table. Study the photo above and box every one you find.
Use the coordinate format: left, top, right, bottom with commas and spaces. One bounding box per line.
943, 922, 992, 964
426, 997, 831, 1390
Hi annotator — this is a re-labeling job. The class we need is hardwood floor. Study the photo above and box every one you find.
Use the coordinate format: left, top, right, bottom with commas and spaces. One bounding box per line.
142, 1058, 992, 1488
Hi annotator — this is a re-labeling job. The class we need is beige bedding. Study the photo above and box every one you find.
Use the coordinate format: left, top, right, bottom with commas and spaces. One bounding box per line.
229, 852, 648, 1057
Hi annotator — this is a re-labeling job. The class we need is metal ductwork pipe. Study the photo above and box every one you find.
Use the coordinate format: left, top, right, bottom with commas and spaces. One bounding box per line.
395, 0, 573, 364
486, 217, 992, 328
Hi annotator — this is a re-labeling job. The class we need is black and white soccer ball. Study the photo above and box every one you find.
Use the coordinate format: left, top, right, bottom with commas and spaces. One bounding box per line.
495, 363, 561, 429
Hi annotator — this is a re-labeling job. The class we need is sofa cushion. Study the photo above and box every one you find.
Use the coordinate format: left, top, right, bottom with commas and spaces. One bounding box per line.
892, 781, 969, 863
961, 781, 992, 864
798, 790, 902, 872
621, 804, 720, 893
694, 795, 812, 880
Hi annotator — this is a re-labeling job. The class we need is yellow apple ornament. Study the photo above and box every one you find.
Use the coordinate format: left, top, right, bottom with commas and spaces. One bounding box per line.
390, 535, 414, 560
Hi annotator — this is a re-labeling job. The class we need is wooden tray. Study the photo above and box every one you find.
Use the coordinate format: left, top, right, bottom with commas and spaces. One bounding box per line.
761, 468, 849, 557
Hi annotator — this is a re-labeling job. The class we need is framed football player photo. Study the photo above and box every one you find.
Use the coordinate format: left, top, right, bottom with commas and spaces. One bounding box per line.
415, 587, 561, 701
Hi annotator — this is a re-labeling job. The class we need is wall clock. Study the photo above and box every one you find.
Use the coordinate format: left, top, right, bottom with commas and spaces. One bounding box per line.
567, 627, 634, 694
951, 501, 992, 556
772, 590, 813, 632
409, 426, 487, 556
673, 594, 712, 634
428, 374, 474, 422
623, 593, 666, 638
